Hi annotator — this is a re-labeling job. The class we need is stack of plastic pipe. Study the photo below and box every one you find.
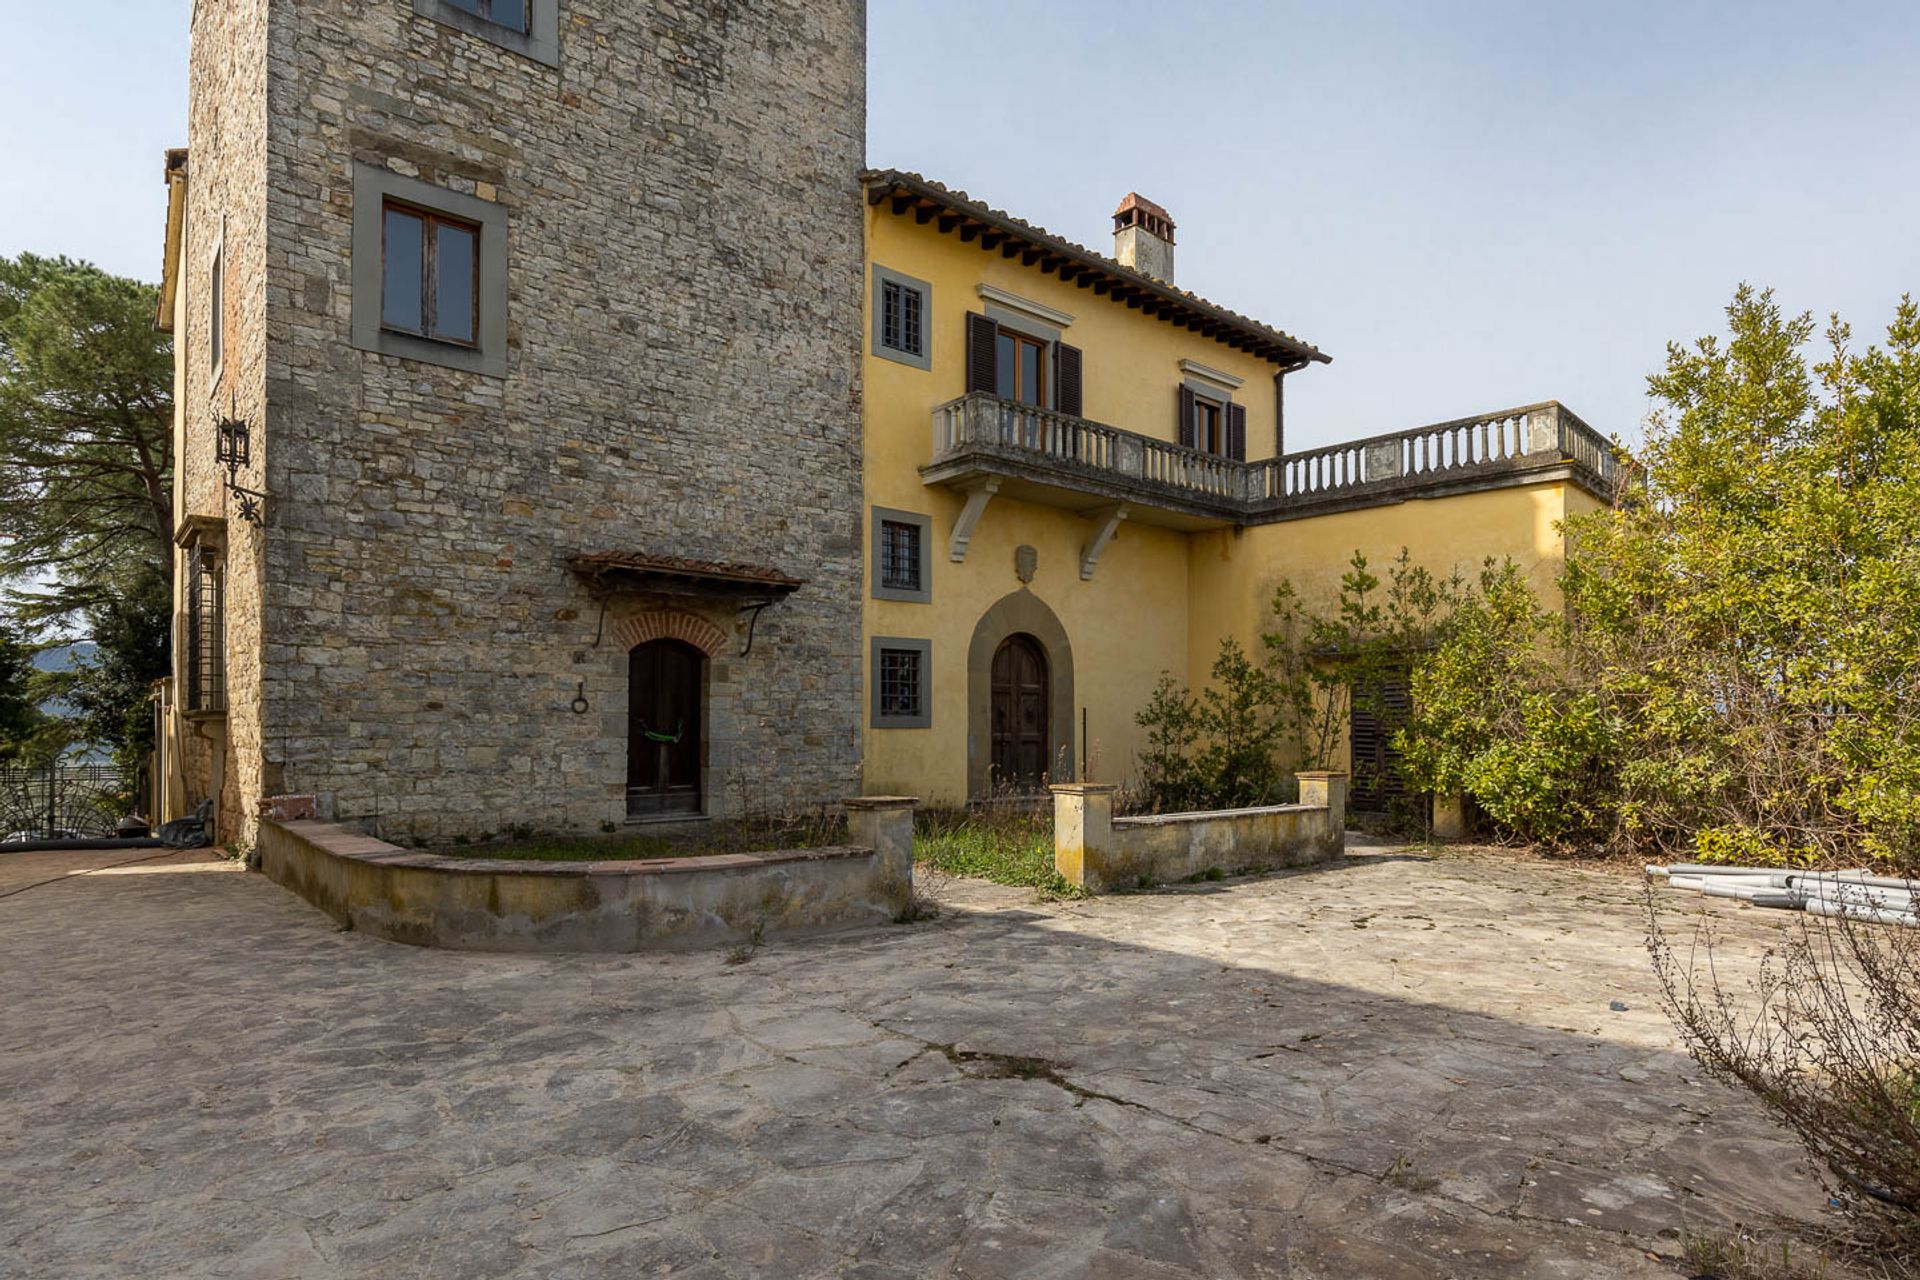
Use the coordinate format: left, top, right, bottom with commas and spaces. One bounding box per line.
1645, 863, 1918, 928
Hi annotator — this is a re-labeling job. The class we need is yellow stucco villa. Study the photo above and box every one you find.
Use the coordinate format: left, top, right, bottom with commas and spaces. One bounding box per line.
858, 171, 1617, 808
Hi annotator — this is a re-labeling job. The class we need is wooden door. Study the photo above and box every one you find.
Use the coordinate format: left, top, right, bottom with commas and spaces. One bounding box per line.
990, 634, 1050, 791
628, 640, 702, 817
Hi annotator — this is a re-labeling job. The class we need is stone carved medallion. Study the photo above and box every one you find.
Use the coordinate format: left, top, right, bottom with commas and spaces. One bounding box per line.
1015, 545, 1038, 584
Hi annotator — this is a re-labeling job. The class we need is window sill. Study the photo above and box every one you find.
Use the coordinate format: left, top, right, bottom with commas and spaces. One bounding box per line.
182, 707, 229, 724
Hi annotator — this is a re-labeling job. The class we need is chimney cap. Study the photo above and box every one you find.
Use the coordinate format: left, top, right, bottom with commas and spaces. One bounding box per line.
1113, 192, 1176, 241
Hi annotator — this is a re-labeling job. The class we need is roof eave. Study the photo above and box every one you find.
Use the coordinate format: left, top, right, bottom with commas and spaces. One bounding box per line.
156, 149, 189, 333
862, 169, 1330, 368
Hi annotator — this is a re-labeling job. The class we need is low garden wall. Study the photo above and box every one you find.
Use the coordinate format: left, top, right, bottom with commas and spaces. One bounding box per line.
255, 796, 917, 952
1052, 772, 1347, 893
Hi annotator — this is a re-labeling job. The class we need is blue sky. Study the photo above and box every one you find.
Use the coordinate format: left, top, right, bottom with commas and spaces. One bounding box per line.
5, 1, 1916, 449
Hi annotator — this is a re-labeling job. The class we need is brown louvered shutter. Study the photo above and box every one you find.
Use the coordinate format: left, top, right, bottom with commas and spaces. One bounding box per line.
1055, 343, 1083, 417
966, 313, 998, 395
1177, 384, 1197, 449
1228, 403, 1247, 461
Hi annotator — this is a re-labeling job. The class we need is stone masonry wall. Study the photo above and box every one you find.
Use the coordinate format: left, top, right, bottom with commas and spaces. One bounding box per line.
182, 0, 273, 844
245, 1, 867, 843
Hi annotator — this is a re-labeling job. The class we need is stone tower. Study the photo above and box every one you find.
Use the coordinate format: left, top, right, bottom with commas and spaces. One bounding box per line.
164, 0, 869, 843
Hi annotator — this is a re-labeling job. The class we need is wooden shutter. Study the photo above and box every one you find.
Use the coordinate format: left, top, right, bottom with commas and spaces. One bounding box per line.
1177, 384, 1197, 449
1228, 404, 1247, 461
966, 312, 998, 395
1055, 343, 1083, 417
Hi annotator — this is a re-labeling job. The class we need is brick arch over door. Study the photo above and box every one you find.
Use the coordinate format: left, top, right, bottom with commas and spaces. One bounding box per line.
966, 589, 1074, 799
610, 610, 729, 658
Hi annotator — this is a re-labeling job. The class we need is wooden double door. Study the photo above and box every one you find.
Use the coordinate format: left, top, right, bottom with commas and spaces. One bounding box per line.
989, 633, 1050, 791
628, 639, 702, 817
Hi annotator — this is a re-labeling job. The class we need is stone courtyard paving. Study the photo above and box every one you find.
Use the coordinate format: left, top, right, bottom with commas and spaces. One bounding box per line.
0, 838, 1840, 1279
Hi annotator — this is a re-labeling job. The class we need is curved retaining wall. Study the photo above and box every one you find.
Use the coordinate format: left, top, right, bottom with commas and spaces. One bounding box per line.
256, 798, 917, 952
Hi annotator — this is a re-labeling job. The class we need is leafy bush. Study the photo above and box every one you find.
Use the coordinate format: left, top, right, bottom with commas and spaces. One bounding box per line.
1135, 552, 1450, 817
1135, 637, 1298, 812
1397, 560, 1617, 845
1394, 288, 1920, 872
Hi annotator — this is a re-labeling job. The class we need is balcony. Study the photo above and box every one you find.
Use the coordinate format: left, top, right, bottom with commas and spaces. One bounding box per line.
922, 393, 1622, 540
923, 394, 1257, 532
1254, 401, 1623, 520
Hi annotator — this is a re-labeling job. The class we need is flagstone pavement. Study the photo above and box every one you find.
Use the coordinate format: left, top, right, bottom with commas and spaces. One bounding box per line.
0, 837, 1839, 1278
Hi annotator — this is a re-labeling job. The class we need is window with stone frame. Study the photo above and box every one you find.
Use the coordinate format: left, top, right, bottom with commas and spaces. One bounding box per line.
870, 265, 932, 371
411, 0, 559, 67
870, 637, 931, 728
879, 520, 923, 593
879, 648, 922, 719
351, 164, 509, 377
880, 279, 923, 359
185, 543, 226, 715
869, 507, 931, 603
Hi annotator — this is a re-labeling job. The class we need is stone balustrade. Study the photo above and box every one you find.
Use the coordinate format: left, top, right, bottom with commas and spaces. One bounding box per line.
927, 393, 1620, 523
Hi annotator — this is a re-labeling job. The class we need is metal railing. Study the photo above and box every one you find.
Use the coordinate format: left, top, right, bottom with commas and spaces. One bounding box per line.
0, 764, 133, 840
929, 393, 1620, 514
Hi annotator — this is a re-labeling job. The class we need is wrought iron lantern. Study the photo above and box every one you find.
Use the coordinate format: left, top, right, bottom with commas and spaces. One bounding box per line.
215, 414, 250, 471
215, 408, 267, 527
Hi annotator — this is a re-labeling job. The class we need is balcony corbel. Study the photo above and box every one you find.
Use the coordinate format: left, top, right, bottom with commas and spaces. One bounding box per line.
948, 478, 1000, 563
1079, 504, 1129, 581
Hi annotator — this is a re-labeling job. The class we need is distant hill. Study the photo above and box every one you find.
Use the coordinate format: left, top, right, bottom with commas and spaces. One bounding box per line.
32, 642, 95, 675
27, 643, 112, 764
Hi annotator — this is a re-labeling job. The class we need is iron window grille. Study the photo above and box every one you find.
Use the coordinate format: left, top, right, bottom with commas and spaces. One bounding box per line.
879, 520, 923, 593
443, 0, 527, 31
186, 546, 226, 714
881, 279, 924, 358
878, 648, 923, 720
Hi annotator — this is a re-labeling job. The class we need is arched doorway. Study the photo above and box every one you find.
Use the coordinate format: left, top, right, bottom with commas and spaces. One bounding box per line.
628, 639, 703, 817
990, 633, 1050, 791
967, 590, 1075, 800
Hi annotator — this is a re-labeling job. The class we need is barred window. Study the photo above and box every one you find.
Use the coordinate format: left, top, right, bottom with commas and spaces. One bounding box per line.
879, 520, 922, 593
879, 648, 922, 720
881, 280, 923, 358
186, 547, 226, 714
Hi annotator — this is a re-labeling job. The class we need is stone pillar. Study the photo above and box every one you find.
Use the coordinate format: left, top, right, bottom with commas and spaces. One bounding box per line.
1052, 782, 1117, 890
1295, 771, 1348, 838
1432, 793, 1468, 840
1526, 405, 1562, 456
1363, 439, 1402, 482
845, 796, 918, 905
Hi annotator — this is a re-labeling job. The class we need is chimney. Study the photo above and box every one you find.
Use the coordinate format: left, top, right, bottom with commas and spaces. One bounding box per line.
1113, 193, 1176, 283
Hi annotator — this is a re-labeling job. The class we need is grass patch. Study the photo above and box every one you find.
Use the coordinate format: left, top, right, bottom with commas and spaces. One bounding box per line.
915, 807, 1084, 899
449, 812, 848, 863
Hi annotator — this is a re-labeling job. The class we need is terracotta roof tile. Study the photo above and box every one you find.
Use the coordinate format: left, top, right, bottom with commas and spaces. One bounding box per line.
862, 169, 1327, 366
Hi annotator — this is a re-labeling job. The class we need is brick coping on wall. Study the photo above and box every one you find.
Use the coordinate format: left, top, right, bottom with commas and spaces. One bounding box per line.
266, 818, 879, 880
